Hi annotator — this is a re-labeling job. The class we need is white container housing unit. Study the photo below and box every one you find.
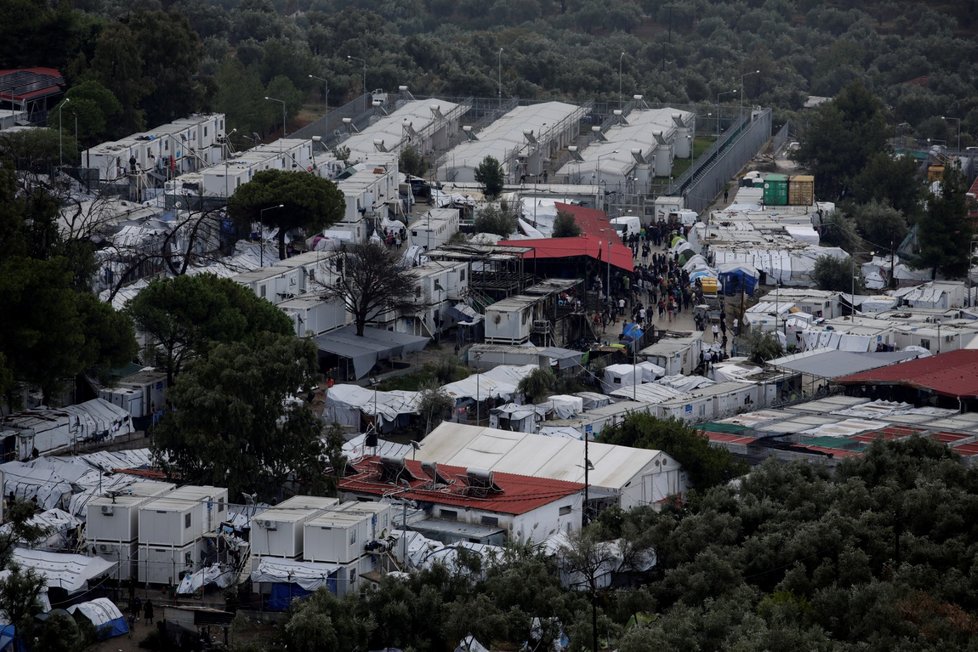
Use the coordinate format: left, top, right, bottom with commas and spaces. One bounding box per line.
409, 208, 460, 251
86, 481, 176, 580
250, 496, 340, 559
232, 265, 306, 305
137, 485, 229, 584
81, 114, 226, 182
302, 501, 391, 565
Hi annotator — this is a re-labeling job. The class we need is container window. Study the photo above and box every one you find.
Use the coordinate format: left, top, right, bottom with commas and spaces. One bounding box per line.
559, 505, 572, 516
441, 509, 458, 521
184, 513, 191, 528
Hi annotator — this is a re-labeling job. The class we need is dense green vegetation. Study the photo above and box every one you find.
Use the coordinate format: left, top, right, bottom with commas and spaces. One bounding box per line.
0, 168, 136, 407
261, 437, 978, 651
4, 1, 977, 146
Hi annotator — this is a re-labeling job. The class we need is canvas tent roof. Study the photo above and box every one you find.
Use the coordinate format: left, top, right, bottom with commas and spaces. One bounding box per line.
12, 548, 115, 593
67, 598, 128, 640
416, 423, 670, 491
314, 326, 428, 379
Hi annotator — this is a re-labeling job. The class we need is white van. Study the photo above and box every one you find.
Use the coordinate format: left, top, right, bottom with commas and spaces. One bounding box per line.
611, 215, 642, 237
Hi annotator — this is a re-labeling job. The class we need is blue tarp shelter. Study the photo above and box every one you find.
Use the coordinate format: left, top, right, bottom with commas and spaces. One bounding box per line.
718, 263, 759, 297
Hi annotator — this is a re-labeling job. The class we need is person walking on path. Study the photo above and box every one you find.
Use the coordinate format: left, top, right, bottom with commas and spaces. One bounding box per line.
144, 599, 154, 626
712, 322, 720, 342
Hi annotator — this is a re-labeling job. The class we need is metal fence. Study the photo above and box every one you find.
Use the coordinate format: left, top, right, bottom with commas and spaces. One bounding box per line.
771, 120, 792, 155
667, 109, 774, 214
290, 92, 376, 146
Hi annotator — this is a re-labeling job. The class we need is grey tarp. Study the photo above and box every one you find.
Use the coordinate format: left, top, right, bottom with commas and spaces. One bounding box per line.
314, 326, 429, 379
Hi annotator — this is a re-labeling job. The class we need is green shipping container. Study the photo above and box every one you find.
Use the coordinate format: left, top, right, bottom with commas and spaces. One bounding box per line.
763, 174, 789, 206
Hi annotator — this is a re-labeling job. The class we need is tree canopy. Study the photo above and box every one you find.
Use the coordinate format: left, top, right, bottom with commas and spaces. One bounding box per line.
553, 210, 582, 238
153, 333, 327, 500
601, 413, 747, 490
0, 168, 135, 405
795, 81, 890, 200
317, 242, 415, 337
474, 155, 505, 200
913, 165, 974, 278
227, 169, 345, 259
813, 255, 863, 293
473, 204, 517, 238
126, 273, 293, 385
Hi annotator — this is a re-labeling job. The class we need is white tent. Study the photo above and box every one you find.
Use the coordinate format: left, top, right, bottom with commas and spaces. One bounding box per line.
67, 598, 128, 640
602, 363, 662, 393
441, 364, 538, 402
12, 548, 115, 593
541, 395, 584, 419
324, 384, 421, 429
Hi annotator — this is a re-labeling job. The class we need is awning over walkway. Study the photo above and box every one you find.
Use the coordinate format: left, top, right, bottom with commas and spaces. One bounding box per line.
314, 326, 429, 379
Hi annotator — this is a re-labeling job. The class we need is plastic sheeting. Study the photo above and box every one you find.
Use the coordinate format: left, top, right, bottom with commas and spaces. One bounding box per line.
324, 385, 421, 428
342, 434, 413, 462
441, 364, 538, 402
541, 395, 584, 419
0, 508, 80, 548
251, 558, 340, 591
176, 563, 236, 595
390, 529, 503, 575
655, 374, 716, 392
12, 548, 115, 593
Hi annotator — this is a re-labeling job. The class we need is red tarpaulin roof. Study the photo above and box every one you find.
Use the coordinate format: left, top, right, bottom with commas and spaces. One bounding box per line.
0, 68, 64, 103
835, 350, 978, 398
340, 456, 583, 516
499, 202, 633, 271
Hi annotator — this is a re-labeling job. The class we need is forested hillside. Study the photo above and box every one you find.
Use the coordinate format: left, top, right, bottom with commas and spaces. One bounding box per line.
3, 0, 976, 147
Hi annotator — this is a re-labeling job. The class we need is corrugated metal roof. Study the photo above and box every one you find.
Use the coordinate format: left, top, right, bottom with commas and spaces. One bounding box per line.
340, 456, 582, 516
836, 350, 978, 398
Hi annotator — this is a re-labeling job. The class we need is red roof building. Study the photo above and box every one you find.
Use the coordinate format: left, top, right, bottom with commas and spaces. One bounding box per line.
0, 68, 65, 118
499, 202, 634, 271
835, 350, 978, 400
339, 456, 584, 544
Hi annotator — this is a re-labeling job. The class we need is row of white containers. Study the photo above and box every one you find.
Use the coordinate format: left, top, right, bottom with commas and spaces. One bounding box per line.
86, 482, 228, 583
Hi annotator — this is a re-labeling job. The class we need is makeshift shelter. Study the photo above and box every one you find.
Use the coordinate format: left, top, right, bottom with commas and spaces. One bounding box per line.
314, 326, 429, 380
323, 385, 421, 431
541, 395, 584, 419
251, 557, 341, 609
488, 403, 546, 432
67, 598, 128, 640
441, 364, 537, 403
717, 263, 759, 296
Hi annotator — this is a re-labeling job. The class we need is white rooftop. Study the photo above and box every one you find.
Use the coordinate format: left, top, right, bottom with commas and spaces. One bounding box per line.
417, 422, 670, 491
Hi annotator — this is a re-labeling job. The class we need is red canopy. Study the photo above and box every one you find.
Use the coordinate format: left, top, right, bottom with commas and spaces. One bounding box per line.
499, 202, 633, 271
498, 235, 633, 271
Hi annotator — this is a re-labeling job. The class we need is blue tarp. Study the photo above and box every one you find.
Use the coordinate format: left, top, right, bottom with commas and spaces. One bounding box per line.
621, 322, 644, 350
719, 268, 758, 297
268, 583, 316, 610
